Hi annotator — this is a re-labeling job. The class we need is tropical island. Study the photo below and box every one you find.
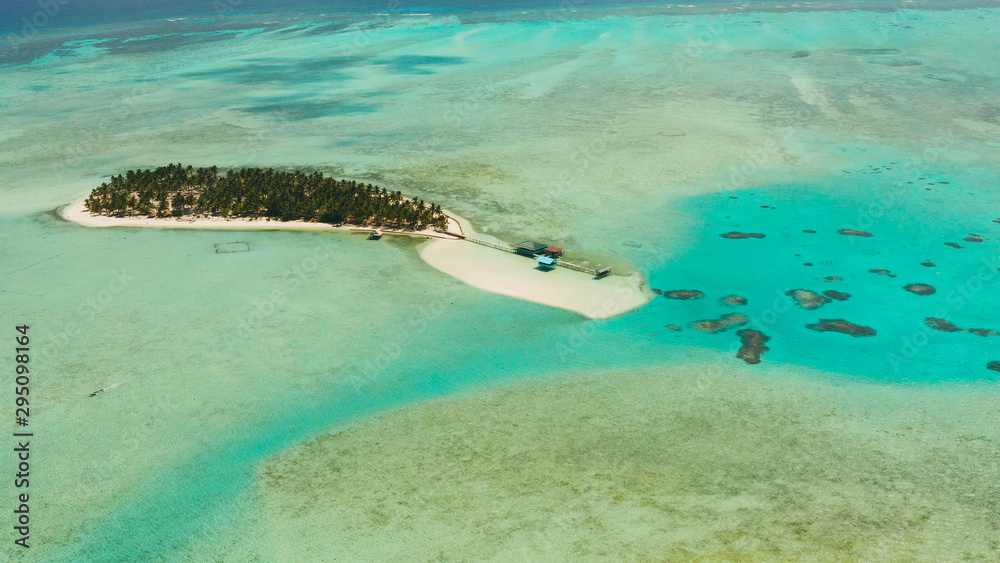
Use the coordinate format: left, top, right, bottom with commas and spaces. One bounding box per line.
82, 164, 451, 231
63, 164, 653, 320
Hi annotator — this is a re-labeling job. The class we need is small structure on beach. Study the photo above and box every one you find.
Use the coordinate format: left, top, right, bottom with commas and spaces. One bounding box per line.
536, 256, 557, 269
369, 230, 383, 240
543, 246, 564, 258
516, 241, 548, 256
596, 266, 612, 278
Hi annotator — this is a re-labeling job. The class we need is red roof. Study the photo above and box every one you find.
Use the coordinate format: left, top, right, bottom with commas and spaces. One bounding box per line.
544, 246, 563, 252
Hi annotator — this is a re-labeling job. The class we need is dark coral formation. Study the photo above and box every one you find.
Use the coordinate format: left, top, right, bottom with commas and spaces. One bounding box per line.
802, 229, 817, 233
822, 290, 851, 301
720, 295, 748, 306
720, 232, 766, 239
925, 318, 961, 332
868, 269, 897, 278
662, 290, 704, 300
806, 319, 877, 337
663, 324, 682, 332
944, 242, 963, 249
823, 276, 843, 282
650, 288, 663, 295
735, 329, 770, 365
691, 313, 747, 334
904, 283, 936, 295
786, 289, 832, 310
967, 328, 999, 337
920, 261, 936, 267
837, 229, 873, 237
964, 235, 983, 243
989, 362, 1000, 372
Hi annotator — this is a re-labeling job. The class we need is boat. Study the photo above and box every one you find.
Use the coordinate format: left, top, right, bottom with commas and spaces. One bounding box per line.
369, 229, 383, 240
89, 383, 122, 397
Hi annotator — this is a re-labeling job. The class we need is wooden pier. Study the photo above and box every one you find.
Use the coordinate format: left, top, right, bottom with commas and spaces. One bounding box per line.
464, 234, 607, 277
466, 235, 516, 253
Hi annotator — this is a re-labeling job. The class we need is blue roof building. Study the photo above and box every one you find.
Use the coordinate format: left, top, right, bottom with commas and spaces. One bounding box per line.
536, 256, 557, 268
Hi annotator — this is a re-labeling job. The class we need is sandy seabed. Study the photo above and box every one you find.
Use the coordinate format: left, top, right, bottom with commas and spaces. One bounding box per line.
256, 361, 1000, 561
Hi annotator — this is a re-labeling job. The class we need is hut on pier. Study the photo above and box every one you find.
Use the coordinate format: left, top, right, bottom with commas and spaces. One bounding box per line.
543, 246, 563, 258
536, 255, 557, 269
516, 241, 547, 257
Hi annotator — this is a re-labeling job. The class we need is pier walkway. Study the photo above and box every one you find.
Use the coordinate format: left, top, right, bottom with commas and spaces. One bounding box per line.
464, 235, 605, 276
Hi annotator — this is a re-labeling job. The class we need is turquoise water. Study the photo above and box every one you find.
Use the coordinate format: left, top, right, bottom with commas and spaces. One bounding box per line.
634, 165, 1000, 382
2, 2, 1000, 559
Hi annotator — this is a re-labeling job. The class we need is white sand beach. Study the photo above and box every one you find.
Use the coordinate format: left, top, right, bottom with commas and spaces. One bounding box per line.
419, 238, 652, 319
60, 200, 463, 239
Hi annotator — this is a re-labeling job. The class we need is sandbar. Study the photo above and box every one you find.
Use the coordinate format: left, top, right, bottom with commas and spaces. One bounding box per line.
419, 238, 652, 319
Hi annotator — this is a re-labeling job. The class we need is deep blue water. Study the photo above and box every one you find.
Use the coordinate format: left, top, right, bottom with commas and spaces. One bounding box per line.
3, 0, 987, 35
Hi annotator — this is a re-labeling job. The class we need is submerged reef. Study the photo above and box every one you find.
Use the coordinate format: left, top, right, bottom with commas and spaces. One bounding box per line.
868, 269, 896, 278
925, 318, 961, 332
822, 290, 851, 301
920, 261, 936, 267
786, 289, 832, 310
837, 229, 873, 237
945, 242, 963, 249
720, 232, 766, 239
967, 328, 999, 337
989, 362, 1000, 372
823, 276, 843, 282
663, 290, 704, 300
806, 319, 877, 337
924, 318, 997, 336
720, 295, 748, 306
904, 283, 936, 295
692, 313, 747, 334
735, 329, 770, 365
260, 367, 1000, 560
650, 289, 663, 295
663, 324, 682, 332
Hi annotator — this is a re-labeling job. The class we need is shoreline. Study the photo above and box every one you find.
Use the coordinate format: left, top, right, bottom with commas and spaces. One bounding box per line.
60, 200, 463, 239
61, 199, 652, 319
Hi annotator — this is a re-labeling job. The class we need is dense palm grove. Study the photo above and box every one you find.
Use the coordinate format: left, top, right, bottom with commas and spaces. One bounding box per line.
84, 164, 451, 230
